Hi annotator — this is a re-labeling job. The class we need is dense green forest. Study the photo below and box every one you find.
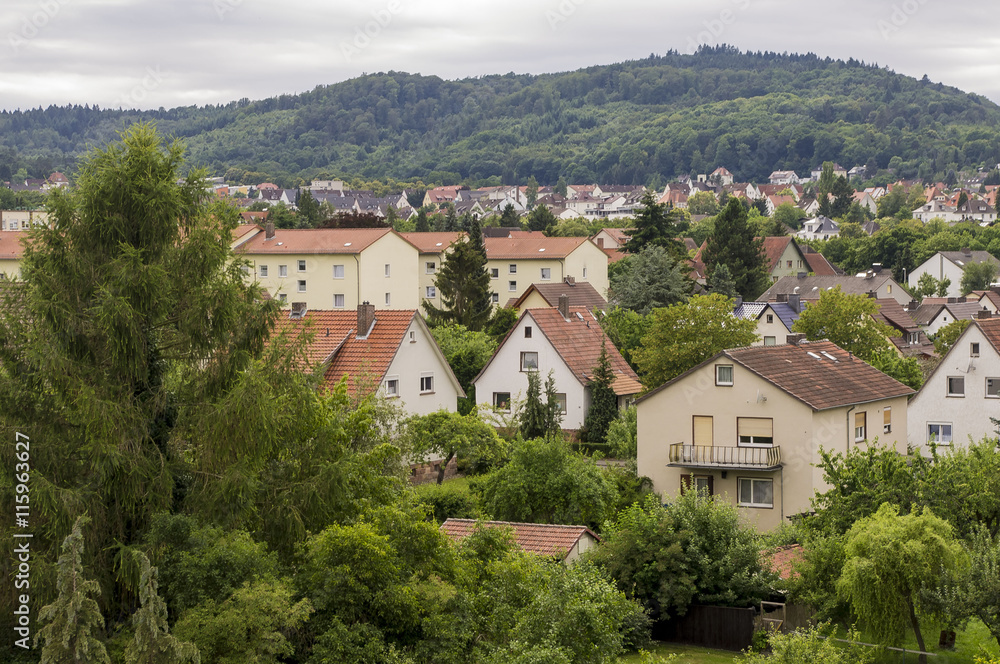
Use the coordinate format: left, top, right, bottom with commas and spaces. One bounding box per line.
3, 45, 1000, 188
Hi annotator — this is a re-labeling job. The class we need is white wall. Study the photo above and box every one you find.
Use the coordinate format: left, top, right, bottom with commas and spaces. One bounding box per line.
908, 254, 965, 298
382, 318, 462, 416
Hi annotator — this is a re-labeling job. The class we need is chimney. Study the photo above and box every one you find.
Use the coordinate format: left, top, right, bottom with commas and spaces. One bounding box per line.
564, 276, 576, 286
948, 297, 957, 304
797, 272, 808, 278
871, 262, 883, 273
788, 293, 800, 312
907, 299, 919, 311
962, 247, 972, 257
357, 301, 376, 337
776, 293, 788, 303
865, 271, 874, 280
785, 333, 806, 345
558, 294, 570, 319
866, 290, 876, 298
290, 302, 307, 319
977, 309, 992, 319
265, 221, 275, 240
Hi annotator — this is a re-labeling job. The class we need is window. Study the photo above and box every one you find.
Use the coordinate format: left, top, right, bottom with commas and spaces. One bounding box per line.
8, 221, 17, 231
384, 263, 391, 277
927, 423, 953, 445
766, 314, 774, 324
971, 342, 981, 357
786, 260, 792, 268
419, 374, 433, 393
241, 265, 250, 275
540, 268, 551, 280
555, 393, 567, 414
738, 418, 773, 447
385, 293, 391, 306
385, 378, 399, 397
797, 260, 803, 268
738, 478, 773, 508
408, 330, 416, 343
509, 264, 517, 274
763, 336, 776, 346
494, 392, 511, 412
509, 280, 517, 292
297, 280, 306, 292
947, 376, 965, 397
524, 326, 532, 338
681, 474, 714, 496
908, 331, 920, 344
297, 259, 306, 272
425, 262, 436, 274
259, 265, 268, 278
715, 364, 734, 386
333, 264, 344, 279
887, 284, 892, 294
491, 293, 500, 304
278, 293, 287, 303
333, 294, 345, 308
520, 351, 539, 371
425, 286, 437, 298
883, 407, 892, 434
279, 265, 287, 277
490, 268, 499, 279
987, 377, 1000, 398
854, 412, 867, 442
583, 267, 588, 278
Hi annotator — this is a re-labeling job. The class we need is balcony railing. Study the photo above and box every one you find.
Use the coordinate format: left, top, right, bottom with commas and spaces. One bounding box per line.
668, 443, 782, 470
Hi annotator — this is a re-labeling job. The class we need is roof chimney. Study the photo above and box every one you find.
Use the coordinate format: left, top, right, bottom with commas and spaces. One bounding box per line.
357, 301, 376, 338
788, 293, 800, 312
785, 333, 806, 345
977, 309, 992, 319
564, 276, 576, 286
733, 297, 743, 308
558, 294, 570, 319
962, 247, 972, 257
289, 302, 307, 319
776, 293, 788, 303
907, 299, 919, 311
265, 221, 275, 240
871, 263, 882, 273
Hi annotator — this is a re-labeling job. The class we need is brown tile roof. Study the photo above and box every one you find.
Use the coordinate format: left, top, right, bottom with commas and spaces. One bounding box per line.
976, 290, 1000, 310
272, 309, 416, 396
760, 236, 793, 272
236, 227, 398, 254
799, 245, 839, 276
0, 231, 29, 260
528, 307, 642, 396
507, 230, 548, 239
979, 318, 1000, 355
399, 231, 464, 253
484, 236, 590, 260
765, 544, 804, 581
602, 248, 628, 264
596, 228, 631, 244
440, 519, 598, 560
509, 281, 608, 311
239, 211, 268, 222
872, 299, 918, 332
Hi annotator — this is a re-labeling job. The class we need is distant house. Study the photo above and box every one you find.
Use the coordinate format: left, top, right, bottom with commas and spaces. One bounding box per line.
732, 297, 805, 347
797, 216, 839, 241
710, 167, 734, 186
971, 288, 1000, 314
760, 237, 811, 281
273, 302, 464, 416
851, 191, 878, 216
400, 231, 464, 309
508, 279, 607, 313
440, 519, 599, 564
636, 340, 914, 531
483, 236, 608, 306
758, 273, 911, 306
768, 170, 800, 185
907, 316, 1000, 454
591, 227, 631, 250
912, 299, 989, 336
907, 250, 1000, 298
872, 299, 935, 358
473, 304, 641, 431
0, 231, 29, 279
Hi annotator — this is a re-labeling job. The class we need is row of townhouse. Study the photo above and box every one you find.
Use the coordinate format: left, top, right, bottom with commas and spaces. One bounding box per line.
232, 224, 609, 312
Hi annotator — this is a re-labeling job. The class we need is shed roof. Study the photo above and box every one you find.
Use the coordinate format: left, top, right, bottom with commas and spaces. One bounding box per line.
440, 519, 598, 560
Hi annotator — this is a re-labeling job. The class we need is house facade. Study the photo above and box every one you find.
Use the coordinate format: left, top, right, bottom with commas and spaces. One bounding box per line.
907, 250, 1000, 298
484, 236, 608, 306
733, 298, 803, 346
907, 317, 1000, 454
636, 340, 913, 531
399, 231, 464, 310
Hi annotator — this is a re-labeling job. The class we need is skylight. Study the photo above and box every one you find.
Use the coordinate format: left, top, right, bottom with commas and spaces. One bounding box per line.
807, 352, 821, 359
436, 242, 443, 247
538, 248, 546, 252
344, 242, 352, 247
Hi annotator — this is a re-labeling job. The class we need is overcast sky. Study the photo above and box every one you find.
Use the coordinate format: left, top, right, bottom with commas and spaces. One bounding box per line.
2, 0, 998, 112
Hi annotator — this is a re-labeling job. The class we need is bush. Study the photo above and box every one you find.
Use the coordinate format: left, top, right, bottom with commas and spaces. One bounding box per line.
415, 481, 481, 523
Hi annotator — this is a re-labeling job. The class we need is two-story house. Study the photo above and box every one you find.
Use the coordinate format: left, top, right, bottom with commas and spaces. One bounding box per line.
907, 316, 1000, 453
484, 236, 608, 306
636, 340, 914, 531
399, 231, 464, 309
0, 231, 28, 279
732, 296, 804, 346
473, 301, 641, 431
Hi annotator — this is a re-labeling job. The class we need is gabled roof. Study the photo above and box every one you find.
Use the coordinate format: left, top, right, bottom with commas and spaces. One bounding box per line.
872, 299, 918, 332
936, 251, 1000, 269
399, 231, 464, 253
440, 519, 598, 560
732, 301, 768, 320
594, 227, 631, 244
509, 281, 608, 311
760, 236, 796, 271
799, 245, 840, 276
484, 236, 591, 260
637, 340, 914, 411
235, 227, 406, 254
980, 317, 1000, 354
734, 301, 799, 330
974, 290, 1000, 310
759, 275, 897, 301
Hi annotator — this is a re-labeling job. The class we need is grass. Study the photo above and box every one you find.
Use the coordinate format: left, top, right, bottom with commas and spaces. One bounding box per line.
619, 642, 741, 663
831, 618, 1000, 663
411, 474, 473, 496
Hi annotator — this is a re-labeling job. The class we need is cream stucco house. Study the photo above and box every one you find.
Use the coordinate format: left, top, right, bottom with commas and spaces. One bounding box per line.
907, 317, 1000, 454
399, 231, 464, 310
636, 340, 914, 531
484, 236, 608, 307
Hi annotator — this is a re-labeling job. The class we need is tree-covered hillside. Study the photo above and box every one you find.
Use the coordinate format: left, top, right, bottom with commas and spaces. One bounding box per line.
3, 45, 999, 187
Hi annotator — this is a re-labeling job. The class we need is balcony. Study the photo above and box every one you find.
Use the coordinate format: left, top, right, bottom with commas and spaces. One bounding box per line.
668, 443, 782, 471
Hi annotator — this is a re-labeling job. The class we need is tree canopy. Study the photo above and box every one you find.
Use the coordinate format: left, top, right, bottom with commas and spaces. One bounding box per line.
702, 198, 770, 300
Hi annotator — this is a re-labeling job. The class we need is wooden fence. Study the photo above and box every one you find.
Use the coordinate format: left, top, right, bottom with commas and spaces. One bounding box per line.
654, 605, 757, 651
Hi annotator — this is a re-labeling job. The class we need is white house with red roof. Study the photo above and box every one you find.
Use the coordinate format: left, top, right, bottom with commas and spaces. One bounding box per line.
473, 302, 641, 431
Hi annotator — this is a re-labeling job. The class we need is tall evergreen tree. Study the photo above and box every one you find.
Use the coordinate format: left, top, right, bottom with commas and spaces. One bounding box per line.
499, 203, 520, 227
125, 554, 200, 664
35, 517, 110, 664
422, 221, 492, 330
526, 205, 557, 232
443, 203, 459, 231
707, 263, 738, 298
525, 176, 539, 209
520, 370, 547, 440
296, 189, 322, 226
415, 208, 431, 232
580, 339, 618, 446
622, 191, 686, 259
702, 197, 770, 300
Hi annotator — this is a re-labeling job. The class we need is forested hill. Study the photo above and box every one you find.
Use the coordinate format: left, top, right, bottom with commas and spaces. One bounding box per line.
3, 45, 1000, 187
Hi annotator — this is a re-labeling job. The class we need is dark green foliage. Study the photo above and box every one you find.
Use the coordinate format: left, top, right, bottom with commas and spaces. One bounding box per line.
296, 189, 322, 226
829, 175, 855, 218
485, 306, 519, 343
702, 198, 770, 300
597, 307, 651, 371
622, 192, 686, 258
580, 340, 619, 445
430, 323, 497, 413
707, 262, 738, 297
608, 245, 691, 314
499, 204, 520, 227
519, 371, 562, 441
961, 260, 998, 295
526, 204, 557, 232
404, 410, 506, 484
926, 526, 1000, 650
414, 481, 481, 523
124, 554, 200, 664
415, 208, 431, 232
423, 234, 493, 331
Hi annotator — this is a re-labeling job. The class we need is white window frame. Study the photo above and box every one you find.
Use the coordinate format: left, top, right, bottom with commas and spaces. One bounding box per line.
582, 266, 588, 278
490, 267, 499, 279
408, 330, 416, 343
297, 259, 306, 272
509, 264, 517, 274
279, 264, 288, 277
737, 417, 774, 448
491, 293, 500, 304
766, 314, 774, 324
947, 376, 965, 397
737, 477, 774, 508
297, 280, 306, 293
425, 261, 436, 274
333, 264, 345, 279
763, 336, 776, 346
419, 373, 434, 394
259, 265, 268, 278
715, 364, 734, 386
384, 376, 399, 398
883, 407, 892, 434
494, 392, 511, 412
540, 268, 551, 280
426, 286, 437, 299
333, 294, 345, 308
555, 393, 567, 414
385, 263, 391, 277
854, 412, 866, 443
278, 293, 287, 302
927, 422, 953, 445
971, 342, 981, 357
524, 326, 532, 338
509, 280, 517, 292
520, 351, 539, 371
385, 292, 391, 306
987, 377, 1000, 399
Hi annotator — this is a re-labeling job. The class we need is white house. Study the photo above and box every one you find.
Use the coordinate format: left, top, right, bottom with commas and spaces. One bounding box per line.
797, 216, 839, 241
907, 250, 1000, 298
907, 317, 1000, 454
473, 302, 641, 431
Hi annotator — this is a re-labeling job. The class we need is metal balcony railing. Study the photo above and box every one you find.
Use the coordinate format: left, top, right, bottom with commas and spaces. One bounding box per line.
668, 443, 782, 470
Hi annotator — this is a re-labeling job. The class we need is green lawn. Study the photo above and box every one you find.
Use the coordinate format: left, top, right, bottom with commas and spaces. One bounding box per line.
832, 618, 999, 663
619, 642, 741, 663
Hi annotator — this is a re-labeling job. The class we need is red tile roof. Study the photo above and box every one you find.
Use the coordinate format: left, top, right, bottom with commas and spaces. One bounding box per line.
979, 318, 1000, 355
506, 230, 548, 239
484, 236, 590, 260
0, 231, 29, 260
400, 231, 464, 253
236, 227, 396, 254
272, 309, 416, 396
603, 248, 628, 264
528, 307, 642, 396
760, 236, 793, 272
765, 544, 804, 580
799, 245, 839, 276
440, 519, 598, 560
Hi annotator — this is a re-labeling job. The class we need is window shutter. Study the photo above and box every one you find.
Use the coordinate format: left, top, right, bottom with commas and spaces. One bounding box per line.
706, 475, 714, 496
737, 418, 773, 438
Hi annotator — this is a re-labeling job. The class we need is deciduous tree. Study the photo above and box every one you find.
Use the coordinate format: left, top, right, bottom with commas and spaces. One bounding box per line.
961, 260, 998, 295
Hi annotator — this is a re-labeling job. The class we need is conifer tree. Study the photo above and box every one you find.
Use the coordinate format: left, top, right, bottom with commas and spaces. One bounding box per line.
415, 208, 431, 232
707, 263, 738, 298
520, 370, 547, 440
422, 217, 492, 330
499, 203, 520, 227
702, 197, 770, 300
581, 339, 618, 445
621, 191, 686, 259
526, 205, 557, 232
35, 517, 110, 664
296, 189, 322, 226
443, 203, 459, 231
125, 554, 200, 664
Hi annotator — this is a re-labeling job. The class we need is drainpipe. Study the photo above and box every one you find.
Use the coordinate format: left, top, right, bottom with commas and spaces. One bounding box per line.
846, 405, 856, 453
353, 253, 361, 306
